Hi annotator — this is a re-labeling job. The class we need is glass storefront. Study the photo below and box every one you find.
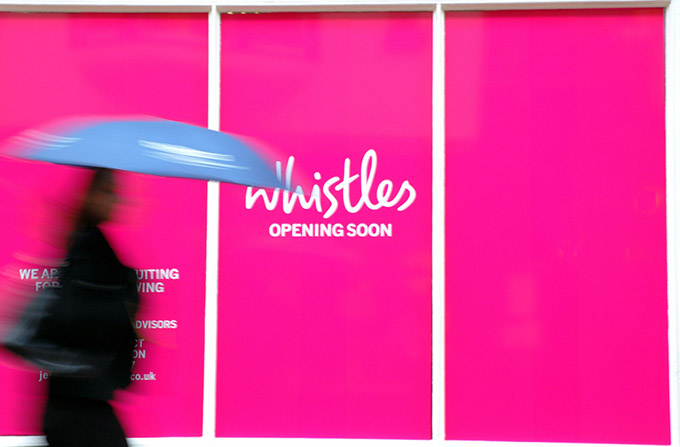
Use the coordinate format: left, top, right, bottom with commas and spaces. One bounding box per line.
0, 4, 674, 445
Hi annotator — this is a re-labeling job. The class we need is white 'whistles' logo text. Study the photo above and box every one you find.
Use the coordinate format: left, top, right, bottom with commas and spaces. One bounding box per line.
245, 149, 416, 219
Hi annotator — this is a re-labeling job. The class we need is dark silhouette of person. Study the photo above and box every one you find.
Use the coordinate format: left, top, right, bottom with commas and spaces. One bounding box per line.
41, 168, 138, 447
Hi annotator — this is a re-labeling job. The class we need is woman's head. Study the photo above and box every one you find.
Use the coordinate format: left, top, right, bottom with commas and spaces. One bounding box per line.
77, 168, 117, 226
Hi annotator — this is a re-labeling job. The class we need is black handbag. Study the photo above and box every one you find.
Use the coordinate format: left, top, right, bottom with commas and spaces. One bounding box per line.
2, 283, 113, 378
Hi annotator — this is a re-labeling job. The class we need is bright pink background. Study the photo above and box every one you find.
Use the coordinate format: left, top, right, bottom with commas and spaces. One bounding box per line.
217, 13, 433, 438
445, 9, 668, 444
0, 13, 208, 437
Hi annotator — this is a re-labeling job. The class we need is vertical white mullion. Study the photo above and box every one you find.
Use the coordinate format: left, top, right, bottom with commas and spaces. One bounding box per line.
432, 2, 446, 444
665, 0, 680, 445
204, 3, 221, 442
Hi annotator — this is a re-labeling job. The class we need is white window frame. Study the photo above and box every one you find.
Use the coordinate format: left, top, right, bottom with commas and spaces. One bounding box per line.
0, 1, 676, 446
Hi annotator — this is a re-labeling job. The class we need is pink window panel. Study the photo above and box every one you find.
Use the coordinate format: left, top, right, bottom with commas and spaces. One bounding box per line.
0, 13, 208, 437
217, 13, 433, 439
445, 9, 669, 444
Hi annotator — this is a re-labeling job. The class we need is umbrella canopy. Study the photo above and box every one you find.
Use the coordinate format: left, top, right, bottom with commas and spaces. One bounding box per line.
9, 118, 283, 189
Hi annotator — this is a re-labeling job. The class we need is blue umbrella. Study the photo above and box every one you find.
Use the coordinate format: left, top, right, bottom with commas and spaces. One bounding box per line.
10, 118, 283, 189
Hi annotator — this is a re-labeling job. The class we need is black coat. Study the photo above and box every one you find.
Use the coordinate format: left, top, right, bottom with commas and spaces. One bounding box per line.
43, 225, 139, 401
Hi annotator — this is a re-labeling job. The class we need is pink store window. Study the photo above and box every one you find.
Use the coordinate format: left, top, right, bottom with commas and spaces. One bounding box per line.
0, 13, 208, 437
217, 12, 433, 439
445, 8, 668, 444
